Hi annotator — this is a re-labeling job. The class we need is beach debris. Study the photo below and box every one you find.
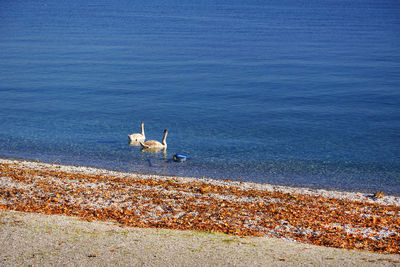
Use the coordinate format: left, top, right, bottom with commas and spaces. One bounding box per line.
0, 161, 400, 254
373, 191, 385, 199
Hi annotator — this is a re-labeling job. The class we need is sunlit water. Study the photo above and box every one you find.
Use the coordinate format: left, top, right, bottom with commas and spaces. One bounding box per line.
1, 0, 399, 194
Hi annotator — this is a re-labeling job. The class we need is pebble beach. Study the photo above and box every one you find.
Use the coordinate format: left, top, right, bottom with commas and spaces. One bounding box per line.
1, 157, 400, 264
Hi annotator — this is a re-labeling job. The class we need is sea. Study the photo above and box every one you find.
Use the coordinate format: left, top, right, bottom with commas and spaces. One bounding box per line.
1, 0, 399, 194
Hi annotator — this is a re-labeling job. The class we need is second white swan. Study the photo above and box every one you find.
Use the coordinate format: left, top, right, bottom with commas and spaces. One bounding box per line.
140, 129, 168, 150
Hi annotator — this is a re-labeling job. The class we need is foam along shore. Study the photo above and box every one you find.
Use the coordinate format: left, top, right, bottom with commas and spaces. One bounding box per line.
0, 158, 400, 255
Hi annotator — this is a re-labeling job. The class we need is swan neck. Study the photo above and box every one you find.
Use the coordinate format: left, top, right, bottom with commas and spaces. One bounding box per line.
141, 123, 145, 136
162, 131, 168, 146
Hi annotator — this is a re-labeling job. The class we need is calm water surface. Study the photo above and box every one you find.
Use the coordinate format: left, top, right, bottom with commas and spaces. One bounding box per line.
1, 0, 399, 194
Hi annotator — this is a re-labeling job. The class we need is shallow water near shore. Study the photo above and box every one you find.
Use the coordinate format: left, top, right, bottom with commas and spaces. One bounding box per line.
0, 0, 399, 194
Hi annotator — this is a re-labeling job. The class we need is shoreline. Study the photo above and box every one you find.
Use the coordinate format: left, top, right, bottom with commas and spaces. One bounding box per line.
1, 158, 400, 255
3, 155, 398, 197
2, 157, 399, 206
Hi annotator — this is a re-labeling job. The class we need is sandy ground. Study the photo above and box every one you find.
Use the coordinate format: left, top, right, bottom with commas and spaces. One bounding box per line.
1, 210, 400, 267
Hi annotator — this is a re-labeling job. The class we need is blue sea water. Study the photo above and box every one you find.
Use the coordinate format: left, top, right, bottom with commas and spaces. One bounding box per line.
1, 0, 399, 194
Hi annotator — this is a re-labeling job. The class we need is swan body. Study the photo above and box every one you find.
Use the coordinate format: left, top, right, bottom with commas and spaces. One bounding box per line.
140, 129, 168, 150
129, 122, 145, 143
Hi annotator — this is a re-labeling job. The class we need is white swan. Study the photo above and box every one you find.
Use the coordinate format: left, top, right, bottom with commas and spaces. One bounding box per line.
128, 121, 145, 144
140, 129, 168, 150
